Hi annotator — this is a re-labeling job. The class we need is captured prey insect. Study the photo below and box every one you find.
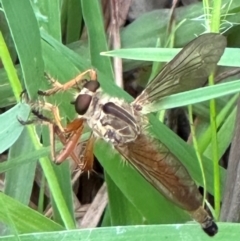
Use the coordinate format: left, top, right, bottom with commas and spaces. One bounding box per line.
32, 33, 226, 236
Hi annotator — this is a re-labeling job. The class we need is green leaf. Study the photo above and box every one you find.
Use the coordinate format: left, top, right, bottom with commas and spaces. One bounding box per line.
0, 103, 30, 153
62, 0, 83, 44
105, 173, 147, 225
31, 0, 62, 41
4, 128, 37, 205
142, 80, 240, 114
81, 0, 113, 80
0, 192, 64, 234
0, 65, 22, 108
0, 223, 239, 241
101, 47, 240, 68
1, 0, 45, 99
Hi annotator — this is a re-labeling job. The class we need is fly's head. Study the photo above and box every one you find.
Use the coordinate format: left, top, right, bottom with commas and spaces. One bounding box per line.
73, 80, 100, 117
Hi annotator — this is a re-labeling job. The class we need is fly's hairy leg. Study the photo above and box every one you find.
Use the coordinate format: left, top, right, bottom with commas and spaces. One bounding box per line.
39, 69, 97, 96
52, 121, 83, 165
33, 101, 64, 132
33, 111, 88, 169
54, 118, 84, 164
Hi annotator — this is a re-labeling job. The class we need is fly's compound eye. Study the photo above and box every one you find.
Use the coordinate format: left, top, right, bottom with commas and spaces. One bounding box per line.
83, 80, 100, 92
73, 80, 100, 115
74, 94, 92, 115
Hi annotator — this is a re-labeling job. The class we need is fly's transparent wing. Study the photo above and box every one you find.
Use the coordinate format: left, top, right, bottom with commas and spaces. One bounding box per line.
133, 33, 226, 110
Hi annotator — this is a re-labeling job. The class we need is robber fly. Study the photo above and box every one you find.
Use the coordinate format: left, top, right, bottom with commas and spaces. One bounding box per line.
33, 33, 226, 236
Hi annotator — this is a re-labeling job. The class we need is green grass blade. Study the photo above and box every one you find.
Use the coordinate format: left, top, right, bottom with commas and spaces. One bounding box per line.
101, 47, 240, 67
2, 0, 44, 99
0, 103, 30, 153
31, 0, 62, 41
0, 192, 64, 233
0, 223, 239, 241
142, 80, 240, 113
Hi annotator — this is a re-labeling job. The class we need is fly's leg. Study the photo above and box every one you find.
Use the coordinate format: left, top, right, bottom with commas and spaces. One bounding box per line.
35, 101, 64, 132
38, 69, 97, 96
54, 119, 84, 164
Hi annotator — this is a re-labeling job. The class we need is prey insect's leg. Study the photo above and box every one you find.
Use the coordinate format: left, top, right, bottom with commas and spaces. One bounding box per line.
29, 111, 84, 165
20, 100, 73, 162
35, 101, 64, 132
19, 95, 64, 131
19, 108, 61, 162
39, 69, 97, 96
19, 90, 88, 167
18, 107, 55, 126
25, 109, 85, 165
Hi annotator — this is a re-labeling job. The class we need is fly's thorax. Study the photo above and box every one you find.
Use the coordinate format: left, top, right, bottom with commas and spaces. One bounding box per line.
73, 81, 143, 145
79, 89, 141, 146
88, 94, 143, 145
100, 98, 143, 145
